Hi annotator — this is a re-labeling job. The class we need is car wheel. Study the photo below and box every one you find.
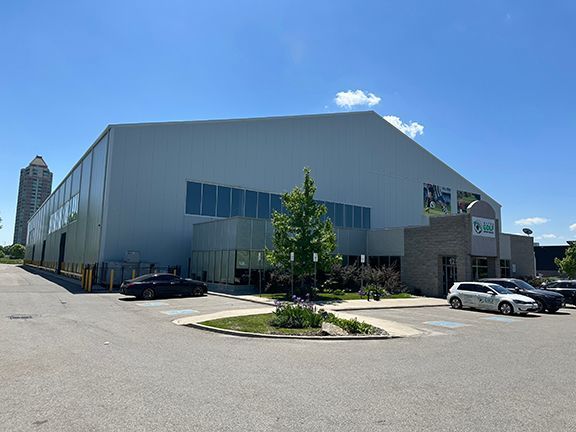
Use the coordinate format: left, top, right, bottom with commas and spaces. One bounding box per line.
450, 297, 462, 309
142, 288, 155, 300
547, 307, 560, 313
535, 300, 545, 313
192, 286, 204, 297
499, 302, 513, 315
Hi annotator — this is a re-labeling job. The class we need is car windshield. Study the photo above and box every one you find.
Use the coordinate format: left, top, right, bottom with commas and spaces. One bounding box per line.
514, 280, 536, 291
489, 284, 511, 294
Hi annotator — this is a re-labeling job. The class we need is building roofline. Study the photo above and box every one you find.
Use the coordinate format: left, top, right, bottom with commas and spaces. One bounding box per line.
107, 110, 378, 129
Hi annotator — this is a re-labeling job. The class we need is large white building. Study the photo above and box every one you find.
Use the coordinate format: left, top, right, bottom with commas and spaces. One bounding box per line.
25, 111, 534, 296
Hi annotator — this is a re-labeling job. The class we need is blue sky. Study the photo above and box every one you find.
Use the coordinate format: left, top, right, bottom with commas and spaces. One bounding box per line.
1, 0, 575, 246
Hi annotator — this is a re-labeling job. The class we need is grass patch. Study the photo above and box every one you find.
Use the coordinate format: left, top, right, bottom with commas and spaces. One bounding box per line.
0, 258, 23, 265
201, 313, 321, 335
259, 292, 412, 301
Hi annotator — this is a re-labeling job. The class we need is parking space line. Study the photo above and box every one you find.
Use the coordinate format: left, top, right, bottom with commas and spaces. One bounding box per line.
135, 301, 170, 307
160, 309, 198, 316
481, 316, 518, 323
423, 321, 469, 329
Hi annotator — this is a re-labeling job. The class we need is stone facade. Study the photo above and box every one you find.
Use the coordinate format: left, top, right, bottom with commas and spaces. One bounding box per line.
403, 214, 471, 297
510, 235, 535, 277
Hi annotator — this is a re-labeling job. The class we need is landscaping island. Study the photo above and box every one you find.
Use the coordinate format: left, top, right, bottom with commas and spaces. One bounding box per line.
200, 299, 388, 337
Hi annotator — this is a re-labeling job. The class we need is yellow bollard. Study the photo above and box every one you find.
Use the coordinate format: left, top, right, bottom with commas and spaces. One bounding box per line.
109, 269, 114, 292
173, 268, 177, 276
132, 269, 136, 279
87, 268, 93, 293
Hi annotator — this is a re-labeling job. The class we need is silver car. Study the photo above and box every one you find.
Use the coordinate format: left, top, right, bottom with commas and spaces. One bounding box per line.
447, 282, 538, 315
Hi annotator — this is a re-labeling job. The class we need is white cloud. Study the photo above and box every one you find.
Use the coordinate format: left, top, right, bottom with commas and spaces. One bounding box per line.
570, 223, 576, 232
540, 234, 557, 239
514, 217, 549, 226
383, 115, 425, 139
335, 90, 381, 109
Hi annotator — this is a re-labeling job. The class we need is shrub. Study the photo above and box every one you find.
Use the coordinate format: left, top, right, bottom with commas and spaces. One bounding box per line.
270, 298, 323, 328
324, 314, 377, 335
323, 264, 406, 294
266, 270, 292, 293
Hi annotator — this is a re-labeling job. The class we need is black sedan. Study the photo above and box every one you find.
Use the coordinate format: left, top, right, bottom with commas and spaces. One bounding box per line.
120, 273, 208, 300
481, 278, 564, 313
541, 280, 576, 305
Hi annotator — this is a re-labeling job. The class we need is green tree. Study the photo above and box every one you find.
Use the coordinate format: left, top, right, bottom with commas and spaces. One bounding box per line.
555, 243, 576, 278
7, 244, 26, 260
267, 168, 340, 287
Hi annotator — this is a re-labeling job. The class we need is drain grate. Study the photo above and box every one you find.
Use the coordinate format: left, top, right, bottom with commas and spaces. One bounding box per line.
8, 314, 33, 320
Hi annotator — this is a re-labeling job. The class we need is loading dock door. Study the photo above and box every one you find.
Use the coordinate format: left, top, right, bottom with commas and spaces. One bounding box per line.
57, 233, 66, 274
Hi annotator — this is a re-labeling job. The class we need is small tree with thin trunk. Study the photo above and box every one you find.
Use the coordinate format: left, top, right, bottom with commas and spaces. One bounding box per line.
267, 168, 341, 289
555, 243, 576, 278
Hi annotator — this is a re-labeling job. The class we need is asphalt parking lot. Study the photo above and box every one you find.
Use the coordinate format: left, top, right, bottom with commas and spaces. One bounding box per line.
355, 303, 576, 337
3, 264, 576, 432
117, 292, 270, 323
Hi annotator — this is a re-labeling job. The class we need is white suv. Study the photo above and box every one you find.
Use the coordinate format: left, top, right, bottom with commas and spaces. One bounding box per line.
447, 282, 538, 315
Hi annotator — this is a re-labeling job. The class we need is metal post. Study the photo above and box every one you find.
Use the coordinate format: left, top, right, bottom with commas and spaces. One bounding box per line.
258, 252, 262, 297
313, 252, 318, 289
290, 252, 294, 298
173, 268, 177, 276
360, 254, 365, 291
314, 262, 317, 289
132, 269, 136, 280
87, 268, 92, 293
109, 269, 114, 292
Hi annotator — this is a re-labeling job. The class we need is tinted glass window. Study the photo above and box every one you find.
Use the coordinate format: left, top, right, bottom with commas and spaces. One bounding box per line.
335, 203, 344, 227
362, 207, 371, 229
257, 192, 270, 219
325, 201, 335, 222
245, 190, 257, 217
201, 184, 216, 216
458, 284, 478, 292
345, 205, 353, 228
353, 206, 362, 228
155, 274, 177, 281
185, 182, 201, 214
217, 186, 231, 217
231, 188, 244, 217
271, 194, 282, 215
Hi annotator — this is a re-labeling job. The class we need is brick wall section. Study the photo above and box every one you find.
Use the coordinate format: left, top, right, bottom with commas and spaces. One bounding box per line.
510, 235, 535, 277
403, 214, 472, 297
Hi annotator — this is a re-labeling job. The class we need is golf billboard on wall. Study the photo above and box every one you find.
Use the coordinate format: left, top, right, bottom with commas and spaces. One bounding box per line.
423, 183, 451, 216
457, 191, 481, 214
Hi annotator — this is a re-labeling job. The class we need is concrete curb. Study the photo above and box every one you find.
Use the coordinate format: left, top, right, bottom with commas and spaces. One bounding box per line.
179, 321, 397, 340
207, 291, 275, 306
331, 304, 448, 312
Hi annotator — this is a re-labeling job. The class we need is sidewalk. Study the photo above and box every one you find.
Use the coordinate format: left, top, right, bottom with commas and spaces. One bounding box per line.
208, 291, 447, 311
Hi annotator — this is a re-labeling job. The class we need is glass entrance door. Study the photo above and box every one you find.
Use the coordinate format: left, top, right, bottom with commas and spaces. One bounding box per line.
442, 256, 458, 295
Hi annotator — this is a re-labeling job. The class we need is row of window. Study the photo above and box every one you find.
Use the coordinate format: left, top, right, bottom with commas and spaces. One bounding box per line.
185, 181, 371, 229
48, 194, 79, 235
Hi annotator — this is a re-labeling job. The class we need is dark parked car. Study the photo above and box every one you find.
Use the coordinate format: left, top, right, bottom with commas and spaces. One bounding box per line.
120, 273, 208, 300
480, 278, 564, 313
541, 280, 576, 305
